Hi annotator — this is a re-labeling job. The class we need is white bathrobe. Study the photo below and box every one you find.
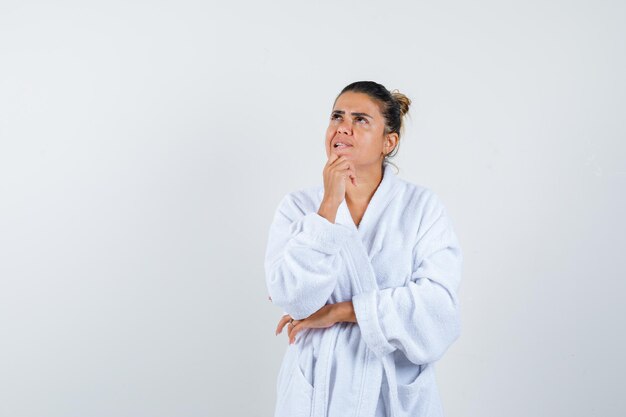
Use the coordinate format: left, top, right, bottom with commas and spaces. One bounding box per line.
264, 161, 463, 417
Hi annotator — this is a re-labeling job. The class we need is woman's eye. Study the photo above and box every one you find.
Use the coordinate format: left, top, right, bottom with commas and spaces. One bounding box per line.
330, 114, 367, 124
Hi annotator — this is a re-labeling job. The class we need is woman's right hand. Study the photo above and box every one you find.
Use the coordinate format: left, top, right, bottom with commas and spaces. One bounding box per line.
318, 153, 357, 223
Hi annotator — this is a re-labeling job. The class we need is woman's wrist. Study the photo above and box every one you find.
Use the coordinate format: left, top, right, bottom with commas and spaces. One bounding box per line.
318, 199, 340, 223
334, 301, 357, 323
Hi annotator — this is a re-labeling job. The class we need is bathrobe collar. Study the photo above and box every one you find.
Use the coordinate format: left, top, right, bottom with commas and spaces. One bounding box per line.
318, 161, 401, 235
313, 161, 404, 417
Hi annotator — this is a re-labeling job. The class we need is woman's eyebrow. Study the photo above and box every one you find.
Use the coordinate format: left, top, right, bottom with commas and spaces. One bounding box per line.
332, 110, 374, 119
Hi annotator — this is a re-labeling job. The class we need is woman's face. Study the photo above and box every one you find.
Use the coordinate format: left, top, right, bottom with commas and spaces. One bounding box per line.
325, 91, 396, 166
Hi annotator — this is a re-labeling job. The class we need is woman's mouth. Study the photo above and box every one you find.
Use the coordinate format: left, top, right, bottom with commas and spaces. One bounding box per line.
333, 143, 352, 149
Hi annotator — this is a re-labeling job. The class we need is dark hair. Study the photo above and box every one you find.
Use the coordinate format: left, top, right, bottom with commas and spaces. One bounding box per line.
333, 81, 411, 171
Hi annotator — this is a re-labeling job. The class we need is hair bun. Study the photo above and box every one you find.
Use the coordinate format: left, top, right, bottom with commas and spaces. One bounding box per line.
390, 89, 411, 117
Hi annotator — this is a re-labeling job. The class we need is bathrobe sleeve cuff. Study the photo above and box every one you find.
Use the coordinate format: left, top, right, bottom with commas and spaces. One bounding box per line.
352, 289, 396, 358
298, 212, 354, 253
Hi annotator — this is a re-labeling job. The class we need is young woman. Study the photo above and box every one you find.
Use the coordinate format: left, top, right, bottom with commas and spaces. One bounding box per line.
265, 81, 463, 417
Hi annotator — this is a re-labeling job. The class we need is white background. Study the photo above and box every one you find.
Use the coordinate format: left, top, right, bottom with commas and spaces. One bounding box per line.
1, 1, 624, 416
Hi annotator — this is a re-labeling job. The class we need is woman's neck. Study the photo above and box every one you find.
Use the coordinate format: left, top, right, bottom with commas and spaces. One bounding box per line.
345, 163, 384, 204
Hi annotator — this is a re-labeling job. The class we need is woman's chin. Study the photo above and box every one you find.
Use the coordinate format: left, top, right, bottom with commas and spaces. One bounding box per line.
332, 147, 353, 156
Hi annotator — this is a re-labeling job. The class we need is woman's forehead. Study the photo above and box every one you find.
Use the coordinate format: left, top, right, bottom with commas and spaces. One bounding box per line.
333, 92, 381, 116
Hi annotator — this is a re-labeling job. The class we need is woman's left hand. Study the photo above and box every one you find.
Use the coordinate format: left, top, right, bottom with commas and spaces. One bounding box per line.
275, 304, 341, 345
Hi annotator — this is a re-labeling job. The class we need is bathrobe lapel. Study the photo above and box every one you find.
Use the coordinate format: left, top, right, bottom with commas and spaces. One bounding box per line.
316, 162, 404, 417
319, 162, 402, 293
322, 163, 400, 248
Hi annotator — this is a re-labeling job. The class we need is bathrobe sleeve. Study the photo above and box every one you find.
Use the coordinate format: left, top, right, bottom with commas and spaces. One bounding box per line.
264, 194, 354, 320
351, 197, 463, 365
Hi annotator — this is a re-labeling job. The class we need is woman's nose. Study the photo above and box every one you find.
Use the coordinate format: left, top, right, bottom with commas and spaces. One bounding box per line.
337, 120, 352, 134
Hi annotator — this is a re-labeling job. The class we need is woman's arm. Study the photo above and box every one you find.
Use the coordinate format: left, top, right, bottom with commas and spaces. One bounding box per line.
350, 197, 463, 365
264, 194, 354, 320
333, 301, 357, 323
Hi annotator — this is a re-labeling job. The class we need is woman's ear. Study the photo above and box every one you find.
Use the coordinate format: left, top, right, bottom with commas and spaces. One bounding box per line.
385, 133, 399, 154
